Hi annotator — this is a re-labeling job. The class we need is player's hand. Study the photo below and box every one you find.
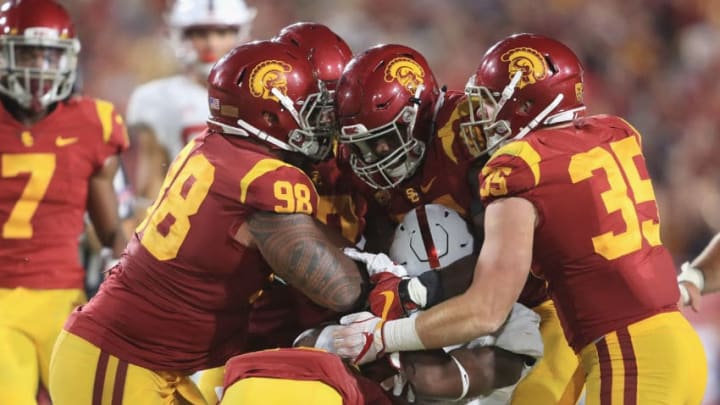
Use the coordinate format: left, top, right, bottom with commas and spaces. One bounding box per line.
343, 247, 408, 278
379, 352, 415, 401
369, 272, 413, 320
678, 281, 702, 312
334, 311, 386, 365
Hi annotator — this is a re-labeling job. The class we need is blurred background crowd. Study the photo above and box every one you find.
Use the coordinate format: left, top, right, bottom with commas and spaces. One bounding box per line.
62, 0, 720, 402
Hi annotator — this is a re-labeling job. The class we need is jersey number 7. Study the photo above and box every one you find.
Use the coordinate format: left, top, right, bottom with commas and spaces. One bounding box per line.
2, 153, 56, 239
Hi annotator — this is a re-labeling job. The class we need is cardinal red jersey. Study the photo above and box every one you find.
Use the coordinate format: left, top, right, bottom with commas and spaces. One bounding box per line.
311, 151, 367, 244
0, 96, 128, 289
64, 132, 320, 372
479, 114, 678, 351
356, 91, 548, 306
224, 348, 392, 405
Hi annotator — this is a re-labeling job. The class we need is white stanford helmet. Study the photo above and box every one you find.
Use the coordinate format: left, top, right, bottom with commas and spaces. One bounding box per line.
167, 0, 256, 73
389, 204, 475, 277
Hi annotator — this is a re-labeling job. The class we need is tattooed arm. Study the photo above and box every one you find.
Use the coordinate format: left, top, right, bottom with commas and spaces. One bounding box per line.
247, 211, 367, 312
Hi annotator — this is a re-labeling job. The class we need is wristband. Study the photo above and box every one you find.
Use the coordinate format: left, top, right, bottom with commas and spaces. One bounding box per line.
450, 354, 470, 400
417, 270, 443, 307
406, 277, 428, 308
678, 261, 705, 292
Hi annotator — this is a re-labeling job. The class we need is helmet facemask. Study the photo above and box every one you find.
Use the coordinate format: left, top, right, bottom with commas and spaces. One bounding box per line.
0, 30, 79, 111
340, 92, 426, 190
226, 83, 333, 161
287, 81, 336, 160
461, 70, 521, 155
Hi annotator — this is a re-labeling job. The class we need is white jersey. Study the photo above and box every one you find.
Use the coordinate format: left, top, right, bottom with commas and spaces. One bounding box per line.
126, 74, 208, 159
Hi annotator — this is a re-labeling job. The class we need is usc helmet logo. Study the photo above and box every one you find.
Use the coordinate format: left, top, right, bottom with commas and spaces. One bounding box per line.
250, 60, 292, 102
384, 57, 425, 94
501, 47, 549, 89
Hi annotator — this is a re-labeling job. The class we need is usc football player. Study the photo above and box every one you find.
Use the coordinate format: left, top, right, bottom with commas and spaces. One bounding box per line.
48, 41, 367, 405
334, 33, 707, 405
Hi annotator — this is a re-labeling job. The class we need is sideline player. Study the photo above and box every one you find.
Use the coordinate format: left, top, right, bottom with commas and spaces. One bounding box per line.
48, 41, 367, 405
125, 0, 256, 212
0, 1, 128, 404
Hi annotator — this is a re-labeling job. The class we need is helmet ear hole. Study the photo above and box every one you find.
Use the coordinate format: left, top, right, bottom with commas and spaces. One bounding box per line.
262, 111, 280, 126
545, 55, 559, 74
236, 68, 247, 87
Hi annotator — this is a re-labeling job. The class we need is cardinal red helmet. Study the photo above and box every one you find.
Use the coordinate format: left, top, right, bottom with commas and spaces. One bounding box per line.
0, 0, 80, 111
207, 40, 332, 160
465, 33, 586, 153
274, 22, 352, 91
274, 22, 353, 150
336, 44, 440, 189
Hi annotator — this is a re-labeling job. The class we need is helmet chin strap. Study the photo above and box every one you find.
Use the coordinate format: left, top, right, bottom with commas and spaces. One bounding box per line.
207, 117, 295, 151
513, 93, 564, 141
236, 118, 294, 151
544, 106, 587, 125
271, 87, 302, 126
496, 70, 523, 116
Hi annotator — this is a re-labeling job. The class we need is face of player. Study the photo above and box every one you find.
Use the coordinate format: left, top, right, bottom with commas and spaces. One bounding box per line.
12, 45, 67, 97
184, 26, 239, 64
14, 45, 65, 71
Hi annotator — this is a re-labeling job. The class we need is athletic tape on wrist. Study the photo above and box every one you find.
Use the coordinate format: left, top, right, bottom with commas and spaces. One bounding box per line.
678, 261, 705, 292
382, 317, 426, 352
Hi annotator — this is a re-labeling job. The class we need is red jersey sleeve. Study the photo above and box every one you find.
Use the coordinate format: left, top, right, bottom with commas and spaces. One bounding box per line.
239, 158, 319, 215
479, 140, 542, 205
90, 98, 130, 169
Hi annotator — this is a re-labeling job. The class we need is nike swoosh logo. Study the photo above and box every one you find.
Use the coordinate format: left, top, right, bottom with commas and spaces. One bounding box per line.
420, 176, 437, 194
55, 136, 79, 147
380, 291, 395, 320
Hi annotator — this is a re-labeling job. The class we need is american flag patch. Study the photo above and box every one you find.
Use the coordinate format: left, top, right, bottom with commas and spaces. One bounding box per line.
209, 97, 220, 110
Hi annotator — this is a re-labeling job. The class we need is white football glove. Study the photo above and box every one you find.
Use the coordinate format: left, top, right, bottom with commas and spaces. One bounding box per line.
333, 311, 386, 365
343, 247, 408, 278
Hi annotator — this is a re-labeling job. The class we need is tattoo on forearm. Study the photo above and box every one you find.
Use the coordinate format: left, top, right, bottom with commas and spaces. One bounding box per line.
248, 212, 363, 311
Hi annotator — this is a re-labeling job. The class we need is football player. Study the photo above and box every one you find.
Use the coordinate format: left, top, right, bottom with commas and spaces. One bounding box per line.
195, 22, 362, 405
0, 1, 128, 404
220, 348, 392, 405
382, 204, 543, 404
125, 0, 256, 215
334, 33, 708, 405
48, 40, 367, 405
333, 43, 583, 404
